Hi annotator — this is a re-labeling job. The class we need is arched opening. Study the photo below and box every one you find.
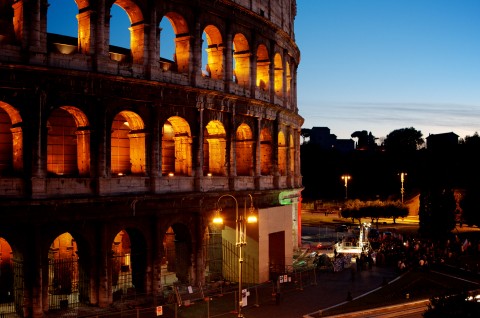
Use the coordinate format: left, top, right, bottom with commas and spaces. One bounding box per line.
0, 237, 23, 316
203, 120, 226, 176
162, 116, 192, 176
0, 102, 22, 175
0, 1, 15, 44
46, 0, 78, 54
202, 25, 224, 80
260, 128, 273, 176
162, 224, 193, 284
47, 107, 90, 176
274, 53, 283, 97
278, 131, 287, 176
256, 44, 270, 91
235, 123, 254, 176
111, 229, 147, 300
111, 111, 146, 176
160, 13, 190, 73
48, 232, 81, 310
109, 1, 145, 64
233, 33, 250, 88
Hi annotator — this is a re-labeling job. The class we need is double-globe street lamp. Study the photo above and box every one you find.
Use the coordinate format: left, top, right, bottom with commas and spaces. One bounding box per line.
213, 194, 257, 318
341, 174, 351, 200
399, 172, 407, 203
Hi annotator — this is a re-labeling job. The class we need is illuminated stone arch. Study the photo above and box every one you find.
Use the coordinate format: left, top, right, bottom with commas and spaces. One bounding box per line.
0, 102, 23, 175
233, 33, 250, 87
109, 0, 145, 63
0, 236, 23, 316
47, 232, 80, 310
260, 127, 273, 176
111, 111, 146, 176
111, 228, 147, 298
47, 106, 90, 176
203, 120, 226, 176
161, 12, 190, 73
256, 44, 270, 91
202, 25, 224, 80
162, 116, 192, 176
289, 133, 295, 174
235, 123, 254, 176
274, 53, 283, 97
162, 223, 193, 284
278, 131, 287, 176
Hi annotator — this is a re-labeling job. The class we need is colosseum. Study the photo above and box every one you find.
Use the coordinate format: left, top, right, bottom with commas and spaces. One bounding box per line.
0, 0, 302, 316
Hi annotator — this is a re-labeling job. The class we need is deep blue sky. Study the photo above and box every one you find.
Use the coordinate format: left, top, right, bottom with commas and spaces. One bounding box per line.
296, 0, 480, 139
47, 0, 480, 140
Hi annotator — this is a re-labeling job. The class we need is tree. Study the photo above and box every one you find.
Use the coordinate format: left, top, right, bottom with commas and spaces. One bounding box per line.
419, 188, 456, 238
384, 127, 424, 153
351, 130, 376, 150
459, 187, 480, 227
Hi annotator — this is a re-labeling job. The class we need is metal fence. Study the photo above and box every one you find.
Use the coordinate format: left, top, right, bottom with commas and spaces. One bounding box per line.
48, 265, 321, 318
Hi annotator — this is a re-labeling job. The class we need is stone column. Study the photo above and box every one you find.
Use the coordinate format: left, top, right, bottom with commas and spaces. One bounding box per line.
194, 96, 205, 190
254, 117, 261, 189
224, 21, 233, 91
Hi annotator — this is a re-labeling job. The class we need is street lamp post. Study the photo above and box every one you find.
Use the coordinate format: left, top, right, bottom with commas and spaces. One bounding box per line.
400, 172, 407, 203
213, 194, 257, 318
341, 175, 351, 200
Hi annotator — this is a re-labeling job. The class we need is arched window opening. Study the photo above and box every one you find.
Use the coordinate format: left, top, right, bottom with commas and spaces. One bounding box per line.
260, 128, 273, 176
0, 0, 16, 44
233, 33, 250, 88
274, 53, 283, 97
278, 131, 287, 176
256, 45, 270, 91
162, 224, 193, 284
0, 103, 22, 175
46, 0, 78, 54
235, 123, 254, 176
160, 13, 190, 73
202, 25, 224, 80
0, 237, 23, 316
111, 229, 147, 299
47, 107, 90, 176
48, 232, 79, 310
109, 2, 145, 64
289, 134, 295, 174
203, 120, 226, 176
47, 108, 77, 176
162, 116, 192, 176
111, 111, 146, 176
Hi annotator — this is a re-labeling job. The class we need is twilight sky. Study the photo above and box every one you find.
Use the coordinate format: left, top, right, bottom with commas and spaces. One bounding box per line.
296, 0, 480, 139
47, 0, 480, 140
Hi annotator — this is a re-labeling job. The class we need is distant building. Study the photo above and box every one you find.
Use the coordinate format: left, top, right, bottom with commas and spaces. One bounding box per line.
426, 132, 459, 150
309, 127, 354, 152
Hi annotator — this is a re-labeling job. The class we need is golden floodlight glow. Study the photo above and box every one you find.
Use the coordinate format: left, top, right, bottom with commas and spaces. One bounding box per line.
247, 214, 257, 224
168, 172, 174, 177
213, 208, 223, 224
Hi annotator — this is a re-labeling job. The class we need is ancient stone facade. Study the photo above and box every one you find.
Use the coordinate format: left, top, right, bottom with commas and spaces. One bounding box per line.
0, 0, 302, 316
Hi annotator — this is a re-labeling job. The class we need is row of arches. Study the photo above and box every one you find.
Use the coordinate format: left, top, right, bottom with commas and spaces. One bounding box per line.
0, 1, 297, 104
0, 222, 202, 314
0, 101, 296, 178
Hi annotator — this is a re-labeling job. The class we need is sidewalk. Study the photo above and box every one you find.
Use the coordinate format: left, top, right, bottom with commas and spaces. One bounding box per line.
239, 265, 399, 318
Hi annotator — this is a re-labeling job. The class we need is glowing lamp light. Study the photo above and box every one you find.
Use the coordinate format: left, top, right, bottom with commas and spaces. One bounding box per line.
213, 208, 223, 224
247, 214, 258, 224
168, 172, 174, 177
207, 172, 212, 177
117, 172, 124, 176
